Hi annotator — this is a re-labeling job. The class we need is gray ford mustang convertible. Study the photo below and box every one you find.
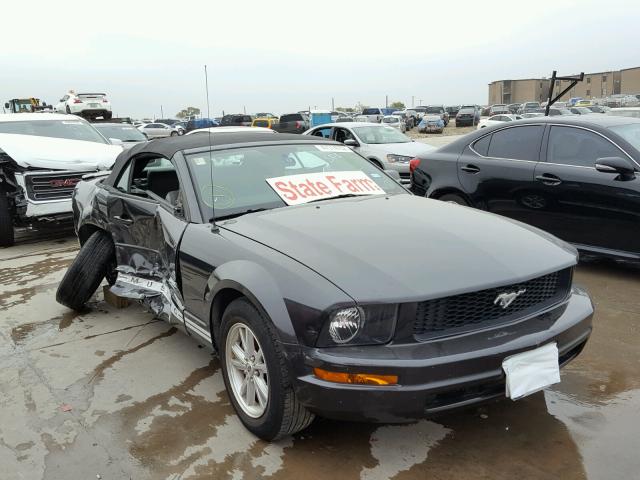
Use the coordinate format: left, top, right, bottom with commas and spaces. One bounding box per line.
57, 132, 593, 440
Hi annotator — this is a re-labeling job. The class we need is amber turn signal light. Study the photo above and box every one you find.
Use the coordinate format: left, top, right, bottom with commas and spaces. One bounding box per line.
313, 368, 398, 386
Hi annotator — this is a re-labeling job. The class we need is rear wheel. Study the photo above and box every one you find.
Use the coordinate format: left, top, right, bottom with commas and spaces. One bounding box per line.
103, 112, 112, 120
438, 193, 470, 206
56, 230, 116, 310
220, 298, 314, 441
170, 131, 178, 136
65, 105, 71, 114
0, 190, 15, 247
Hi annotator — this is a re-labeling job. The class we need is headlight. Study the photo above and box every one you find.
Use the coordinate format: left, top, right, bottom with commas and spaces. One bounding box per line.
386, 154, 412, 163
318, 304, 398, 347
328, 307, 362, 344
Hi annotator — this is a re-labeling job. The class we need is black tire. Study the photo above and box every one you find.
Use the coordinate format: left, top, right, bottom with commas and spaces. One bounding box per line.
56, 230, 116, 311
438, 193, 470, 206
170, 131, 178, 137
219, 298, 314, 441
65, 105, 71, 114
0, 190, 14, 247
104, 112, 112, 120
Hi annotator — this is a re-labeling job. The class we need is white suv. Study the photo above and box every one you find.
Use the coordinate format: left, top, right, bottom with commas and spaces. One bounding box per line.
55, 91, 112, 120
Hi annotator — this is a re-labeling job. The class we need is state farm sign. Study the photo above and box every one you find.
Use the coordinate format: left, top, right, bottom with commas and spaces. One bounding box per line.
266, 171, 386, 205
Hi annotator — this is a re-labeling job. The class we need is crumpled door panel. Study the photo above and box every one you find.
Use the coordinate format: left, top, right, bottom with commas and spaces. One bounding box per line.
108, 200, 188, 325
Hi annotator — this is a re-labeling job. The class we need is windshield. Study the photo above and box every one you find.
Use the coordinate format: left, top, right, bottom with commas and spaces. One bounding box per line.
425, 107, 443, 114
0, 120, 108, 143
362, 108, 380, 115
12, 100, 35, 112
609, 124, 640, 151
186, 144, 406, 219
352, 126, 411, 144
94, 124, 146, 142
382, 117, 399, 123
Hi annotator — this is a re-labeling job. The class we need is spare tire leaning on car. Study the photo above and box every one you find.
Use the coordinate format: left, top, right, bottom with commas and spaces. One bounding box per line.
0, 189, 15, 247
56, 230, 116, 310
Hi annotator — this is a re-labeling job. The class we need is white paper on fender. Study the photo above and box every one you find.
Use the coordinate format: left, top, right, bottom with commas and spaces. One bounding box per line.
266, 171, 386, 205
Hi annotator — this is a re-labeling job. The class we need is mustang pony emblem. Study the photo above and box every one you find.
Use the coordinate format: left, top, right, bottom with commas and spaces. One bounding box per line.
494, 289, 526, 309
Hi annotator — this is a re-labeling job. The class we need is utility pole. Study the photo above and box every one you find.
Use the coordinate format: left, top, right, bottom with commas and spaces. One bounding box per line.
331, 97, 335, 111
243, 105, 246, 114
385, 95, 388, 108
411, 96, 414, 108
160, 105, 163, 119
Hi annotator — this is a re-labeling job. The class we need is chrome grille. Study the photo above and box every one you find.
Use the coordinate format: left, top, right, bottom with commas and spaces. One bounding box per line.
25, 172, 90, 201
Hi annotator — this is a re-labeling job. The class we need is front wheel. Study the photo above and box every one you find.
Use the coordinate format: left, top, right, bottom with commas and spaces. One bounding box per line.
220, 298, 314, 441
0, 190, 15, 247
170, 131, 178, 136
438, 193, 470, 206
56, 230, 116, 310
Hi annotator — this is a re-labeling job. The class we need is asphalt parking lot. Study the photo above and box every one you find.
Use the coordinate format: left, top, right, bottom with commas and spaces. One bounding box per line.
1, 221, 638, 479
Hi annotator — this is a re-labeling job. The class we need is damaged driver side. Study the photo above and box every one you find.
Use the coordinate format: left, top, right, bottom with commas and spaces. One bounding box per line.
58, 153, 189, 327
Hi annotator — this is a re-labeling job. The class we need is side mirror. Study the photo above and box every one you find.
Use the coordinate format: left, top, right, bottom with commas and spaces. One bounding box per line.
344, 138, 359, 147
595, 156, 636, 179
384, 169, 402, 183
109, 138, 123, 145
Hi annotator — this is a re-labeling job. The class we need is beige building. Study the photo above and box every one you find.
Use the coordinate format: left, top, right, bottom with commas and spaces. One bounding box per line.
488, 66, 640, 105
488, 78, 550, 105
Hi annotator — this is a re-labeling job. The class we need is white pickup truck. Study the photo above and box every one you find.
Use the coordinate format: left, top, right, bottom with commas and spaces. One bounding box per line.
0, 113, 122, 246
360, 107, 385, 123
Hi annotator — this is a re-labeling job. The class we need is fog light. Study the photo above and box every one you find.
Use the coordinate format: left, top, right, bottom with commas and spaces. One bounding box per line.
313, 368, 398, 386
328, 307, 362, 344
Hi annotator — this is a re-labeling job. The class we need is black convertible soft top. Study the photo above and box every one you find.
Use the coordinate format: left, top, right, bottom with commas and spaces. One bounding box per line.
125, 132, 331, 159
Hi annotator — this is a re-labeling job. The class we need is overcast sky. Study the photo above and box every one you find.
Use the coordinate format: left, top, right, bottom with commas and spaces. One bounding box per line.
2, 0, 639, 118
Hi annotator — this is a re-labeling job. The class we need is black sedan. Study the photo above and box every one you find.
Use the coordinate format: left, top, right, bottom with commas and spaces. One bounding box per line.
57, 132, 593, 440
411, 115, 640, 263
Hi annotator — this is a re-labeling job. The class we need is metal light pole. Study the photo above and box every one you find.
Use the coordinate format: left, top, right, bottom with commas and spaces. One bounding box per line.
385, 95, 388, 108
160, 105, 164, 119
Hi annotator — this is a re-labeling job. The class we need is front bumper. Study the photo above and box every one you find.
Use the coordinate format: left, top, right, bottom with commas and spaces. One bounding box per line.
287, 287, 593, 422
13, 174, 75, 220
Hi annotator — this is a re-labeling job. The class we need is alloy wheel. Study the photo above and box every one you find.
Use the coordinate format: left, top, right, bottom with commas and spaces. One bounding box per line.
225, 322, 269, 418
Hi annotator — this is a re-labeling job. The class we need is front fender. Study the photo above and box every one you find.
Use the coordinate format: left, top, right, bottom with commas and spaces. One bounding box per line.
73, 175, 110, 241
206, 260, 297, 344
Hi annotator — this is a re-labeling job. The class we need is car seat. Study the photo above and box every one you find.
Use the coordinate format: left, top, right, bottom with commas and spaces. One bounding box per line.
147, 169, 180, 199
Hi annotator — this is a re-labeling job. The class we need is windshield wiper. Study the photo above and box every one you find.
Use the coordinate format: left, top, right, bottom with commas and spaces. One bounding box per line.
211, 208, 269, 222
307, 194, 362, 204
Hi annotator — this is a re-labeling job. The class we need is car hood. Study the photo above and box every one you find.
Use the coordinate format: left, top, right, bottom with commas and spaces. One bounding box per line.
361, 141, 435, 157
0, 133, 122, 170
221, 195, 577, 303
